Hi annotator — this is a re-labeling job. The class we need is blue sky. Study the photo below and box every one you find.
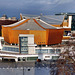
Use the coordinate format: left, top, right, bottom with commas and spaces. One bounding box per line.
0, 0, 75, 18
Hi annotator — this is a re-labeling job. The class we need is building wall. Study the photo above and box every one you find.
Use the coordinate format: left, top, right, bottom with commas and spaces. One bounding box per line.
2, 19, 64, 45
2, 29, 46, 44
12, 30, 30, 44
28, 47, 35, 54
2, 27, 11, 43
2, 19, 29, 43
29, 30, 47, 45
46, 29, 64, 45
2, 28, 64, 45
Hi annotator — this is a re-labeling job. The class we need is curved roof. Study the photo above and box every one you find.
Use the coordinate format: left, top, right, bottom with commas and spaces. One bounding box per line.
36, 19, 57, 29
12, 19, 57, 30
12, 19, 45, 30
40, 15, 64, 25
2, 19, 25, 27
21, 14, 64, 25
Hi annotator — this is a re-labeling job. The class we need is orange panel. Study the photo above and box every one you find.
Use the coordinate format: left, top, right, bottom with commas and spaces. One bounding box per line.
2, 27, 64, 45
51, 25, 61, 27
29, 30, 47, 45
2, 26, 11, 43
63, 28, 71, 31
2, 29, 47, 44
46, 29, 64, 45
11, 30, 30, 44
63, 36, 71, 40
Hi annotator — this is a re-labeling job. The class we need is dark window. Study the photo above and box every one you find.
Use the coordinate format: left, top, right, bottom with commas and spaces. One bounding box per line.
56, 49, 61, 54
27, 57, 38, 61
71, 15, 75, 31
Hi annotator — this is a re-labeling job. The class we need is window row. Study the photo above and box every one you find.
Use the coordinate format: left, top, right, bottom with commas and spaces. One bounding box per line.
20, 47, 28, 51
20, 37, 28, 42
35, 49, 61, 54
2, 47, 19, 52
21, 41, 28, 46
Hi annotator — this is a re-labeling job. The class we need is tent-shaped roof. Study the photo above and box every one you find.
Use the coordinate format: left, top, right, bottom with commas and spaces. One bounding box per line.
21, 14, 64, 25
12, 19, 45, 30
12, 19, 57, 30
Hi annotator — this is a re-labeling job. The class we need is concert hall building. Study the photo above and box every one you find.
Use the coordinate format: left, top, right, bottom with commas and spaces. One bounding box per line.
0, 14, 72, 61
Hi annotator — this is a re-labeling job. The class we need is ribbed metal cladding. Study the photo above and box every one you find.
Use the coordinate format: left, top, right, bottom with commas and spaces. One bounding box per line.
36, 20, 57, 29
12, 19, 45, 30
40, 15, 64, 25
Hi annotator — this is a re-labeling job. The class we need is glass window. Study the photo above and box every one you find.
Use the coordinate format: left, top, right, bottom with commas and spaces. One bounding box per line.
71, 15, 75, 31
56, 49, 61, 54
2, 47, 19, 52
19, 37, 28, 54
24, 37, 28, 41
1, 39, 4, 45
21, 42, 28, 46
2, 47, 6, 50
41, 49, 48, 53
27, 57, 38, 61
52, 56, 59, 60
21, 51, 28, 54
20, 37, 28, 42
15, 48, 19, 52
35, 49, 41, 54
35, 49, 48, 54
21, 47, 28, 51
49, 49, 55, 54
